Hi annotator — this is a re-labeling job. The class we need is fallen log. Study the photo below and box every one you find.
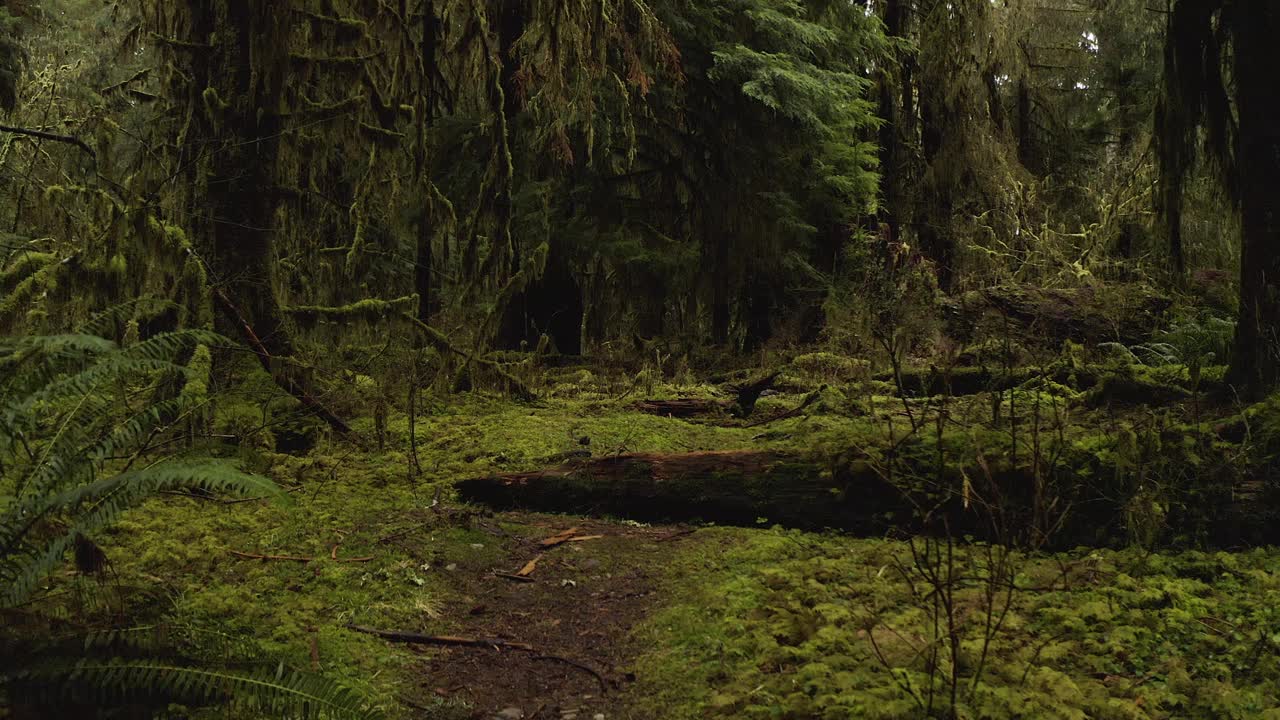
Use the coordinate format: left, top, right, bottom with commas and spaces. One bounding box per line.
457, 450, 902, 533
633, 398, 730, 418
634, 372, 783, 420
457, 438, 1278, 548
944, 282, 1173, 346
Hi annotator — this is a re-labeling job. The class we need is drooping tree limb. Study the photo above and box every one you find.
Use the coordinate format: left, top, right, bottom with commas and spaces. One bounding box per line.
0, 124, 96, 160
212, 287, 353, 436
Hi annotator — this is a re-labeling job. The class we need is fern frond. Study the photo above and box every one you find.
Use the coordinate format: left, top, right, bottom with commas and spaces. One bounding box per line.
8, 658, 384, 719
2, 462, 286, 607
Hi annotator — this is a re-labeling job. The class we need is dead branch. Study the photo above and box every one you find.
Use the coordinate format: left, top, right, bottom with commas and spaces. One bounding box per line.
744, 388, 823, 428
345, 625, 536, 652
0, 124, 96, 160
532, 654, 610, 693
211, 286, 353, 436
346, 625, 610, 692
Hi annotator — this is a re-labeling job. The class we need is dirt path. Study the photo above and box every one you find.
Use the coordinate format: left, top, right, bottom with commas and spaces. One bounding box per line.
398, 512, 697, 720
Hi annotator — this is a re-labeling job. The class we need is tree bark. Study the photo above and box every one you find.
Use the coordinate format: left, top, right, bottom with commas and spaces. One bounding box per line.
710, 224, 731, 345
1230, 0, 1280, 395
201, 1, 291, 351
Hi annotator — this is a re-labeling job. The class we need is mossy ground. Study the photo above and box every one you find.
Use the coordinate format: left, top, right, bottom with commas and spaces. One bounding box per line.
629, 530, 1280, 719
39, 353, 1280, 719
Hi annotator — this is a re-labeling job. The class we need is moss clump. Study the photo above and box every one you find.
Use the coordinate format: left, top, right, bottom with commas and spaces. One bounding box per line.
792, 352, 871, 383
0, 251, 56, 293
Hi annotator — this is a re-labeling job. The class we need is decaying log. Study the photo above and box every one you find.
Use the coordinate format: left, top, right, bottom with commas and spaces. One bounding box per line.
634, 371, 784, 419
633, 398, 731, 418
944, 283, 1173, 346
457, 450, 902, 532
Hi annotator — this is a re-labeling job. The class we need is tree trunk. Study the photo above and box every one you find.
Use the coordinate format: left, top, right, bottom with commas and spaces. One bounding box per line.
201, 1, 293, 360
416, 3, 442, 322
1230, 0, 1280, 395
710, 225, 731, 345
877, 0, 905, 241
1016, 77, 1034, 168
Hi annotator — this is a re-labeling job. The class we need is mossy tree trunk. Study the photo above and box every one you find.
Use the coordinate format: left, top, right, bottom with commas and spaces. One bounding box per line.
199, 1, 293, 360
1230, 0, 1280, 396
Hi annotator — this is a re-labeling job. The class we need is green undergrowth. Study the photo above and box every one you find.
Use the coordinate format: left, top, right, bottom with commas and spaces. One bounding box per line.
631, 527, 1280, 720
63, 383, 816, 718
32, 353, 1279, 718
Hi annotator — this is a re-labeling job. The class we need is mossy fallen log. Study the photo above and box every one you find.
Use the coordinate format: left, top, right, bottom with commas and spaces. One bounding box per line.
874, 366, 1102, 398
457, 450, 904, 533
635, 372, 783, 419
945, 282, 1173, 346
458, 434, 1276, 548
633, 398, 731, 418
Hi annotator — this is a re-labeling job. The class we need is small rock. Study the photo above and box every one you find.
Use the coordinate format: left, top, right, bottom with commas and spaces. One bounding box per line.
445, 563, 458, 572
593, 714, 606, 720
494, 708, 524, 720
470, 543, 485, 549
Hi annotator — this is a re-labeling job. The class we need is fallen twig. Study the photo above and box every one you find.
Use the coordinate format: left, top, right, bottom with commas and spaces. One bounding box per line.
346, 625, 610, 692
539, 528, 605, 548
345, 625, 535, 651
532, 654, 610, 693
493, 571, 536, 583
230, 550, 313, 563
230, 550, 374, 563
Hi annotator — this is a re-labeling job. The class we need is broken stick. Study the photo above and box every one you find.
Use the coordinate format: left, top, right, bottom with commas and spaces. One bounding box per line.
345, 625, 535, 652
346, 625, 609, 692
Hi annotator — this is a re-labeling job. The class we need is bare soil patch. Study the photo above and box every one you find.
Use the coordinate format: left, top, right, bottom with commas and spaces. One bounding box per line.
397, 512, 697, 720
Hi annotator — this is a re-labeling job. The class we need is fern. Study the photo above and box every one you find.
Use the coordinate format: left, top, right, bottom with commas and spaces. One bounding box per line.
8, 659, 381, 720
0, 329, 379, 719
0, 330, 283, 609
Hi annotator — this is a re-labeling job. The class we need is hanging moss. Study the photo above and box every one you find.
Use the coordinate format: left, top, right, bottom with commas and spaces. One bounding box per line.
282, 296, 418, 330
0, 260, 60, 330
0, 251, 56, 294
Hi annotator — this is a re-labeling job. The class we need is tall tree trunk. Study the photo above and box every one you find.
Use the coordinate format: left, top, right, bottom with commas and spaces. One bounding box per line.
711, 226, 731, 346
1016, 77, 1034, 169
416, 3, 442, 323
201, 0, 293, 360
1230, 0, 1280, 395
877, 0, 905, 241
919, 90, 955, 292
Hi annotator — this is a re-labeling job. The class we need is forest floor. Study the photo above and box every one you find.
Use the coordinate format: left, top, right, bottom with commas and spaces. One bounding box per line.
72, 315, 1280, 719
